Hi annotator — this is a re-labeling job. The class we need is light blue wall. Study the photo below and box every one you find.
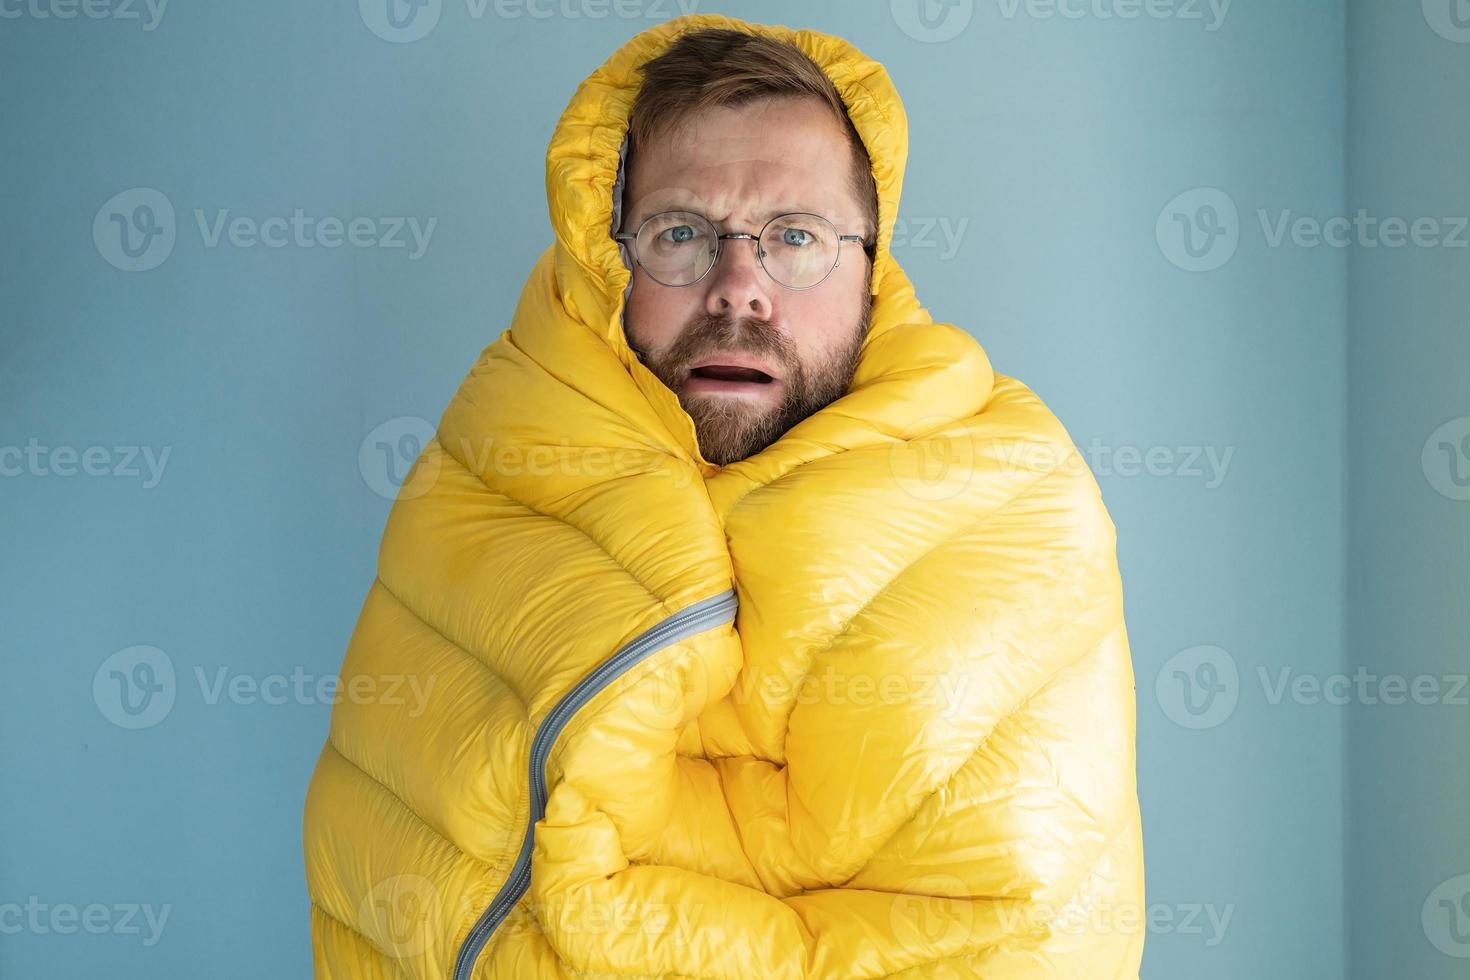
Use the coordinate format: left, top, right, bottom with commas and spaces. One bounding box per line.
1345, 2, 1470, 977
0, 2, 1449, 978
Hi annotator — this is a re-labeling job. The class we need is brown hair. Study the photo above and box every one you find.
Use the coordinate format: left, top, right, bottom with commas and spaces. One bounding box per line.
625, 27, 879, 250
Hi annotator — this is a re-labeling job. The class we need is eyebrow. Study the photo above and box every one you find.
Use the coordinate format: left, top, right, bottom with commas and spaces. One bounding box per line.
630, 197, 830, 226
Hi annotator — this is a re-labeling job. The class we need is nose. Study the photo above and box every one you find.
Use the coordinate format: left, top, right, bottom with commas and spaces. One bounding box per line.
703, 235, 774, 322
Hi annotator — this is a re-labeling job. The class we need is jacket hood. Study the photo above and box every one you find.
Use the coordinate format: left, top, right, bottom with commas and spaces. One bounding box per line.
534, 12, 996, 480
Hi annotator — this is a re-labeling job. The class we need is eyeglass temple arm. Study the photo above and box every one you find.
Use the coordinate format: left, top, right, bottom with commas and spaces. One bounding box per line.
841, 234, 878, 264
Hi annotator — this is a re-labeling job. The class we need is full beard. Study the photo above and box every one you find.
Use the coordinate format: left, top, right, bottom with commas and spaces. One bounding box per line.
629, 291, 873, 467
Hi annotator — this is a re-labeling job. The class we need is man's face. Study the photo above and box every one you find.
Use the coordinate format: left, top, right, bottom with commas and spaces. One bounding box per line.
621, 96, 873, 466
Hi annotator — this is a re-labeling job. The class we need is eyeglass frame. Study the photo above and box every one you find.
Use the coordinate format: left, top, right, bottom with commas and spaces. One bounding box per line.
613, 209, 876, 292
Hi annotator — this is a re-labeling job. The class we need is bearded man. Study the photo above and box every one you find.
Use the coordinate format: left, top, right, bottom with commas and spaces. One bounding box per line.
305, 15, 1145, 979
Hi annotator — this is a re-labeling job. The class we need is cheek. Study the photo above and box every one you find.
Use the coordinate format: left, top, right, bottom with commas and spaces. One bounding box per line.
789, 282, 867, 358
624, 274, 693, 353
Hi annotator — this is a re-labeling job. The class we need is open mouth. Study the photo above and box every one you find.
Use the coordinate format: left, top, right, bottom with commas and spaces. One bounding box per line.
688, 364, 775, 384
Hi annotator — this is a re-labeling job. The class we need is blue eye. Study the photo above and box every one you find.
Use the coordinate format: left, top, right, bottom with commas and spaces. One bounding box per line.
781, 227, 812, 247
667, 225, 695, 243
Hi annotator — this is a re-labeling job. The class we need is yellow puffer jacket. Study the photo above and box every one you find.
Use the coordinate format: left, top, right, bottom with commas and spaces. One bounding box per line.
304, 13, 1144, 979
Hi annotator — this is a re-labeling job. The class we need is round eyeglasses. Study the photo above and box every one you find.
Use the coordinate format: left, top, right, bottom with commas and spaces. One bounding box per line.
614, 210, 873, 291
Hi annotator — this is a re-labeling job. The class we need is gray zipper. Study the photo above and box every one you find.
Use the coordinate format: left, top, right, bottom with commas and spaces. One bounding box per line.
450, 588, 738, 980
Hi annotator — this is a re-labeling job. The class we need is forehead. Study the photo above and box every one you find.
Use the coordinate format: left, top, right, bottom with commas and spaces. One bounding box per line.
626, 97, 858, 224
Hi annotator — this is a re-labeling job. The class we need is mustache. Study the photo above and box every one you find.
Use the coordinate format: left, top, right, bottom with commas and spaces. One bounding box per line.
666, 312, 797, 370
